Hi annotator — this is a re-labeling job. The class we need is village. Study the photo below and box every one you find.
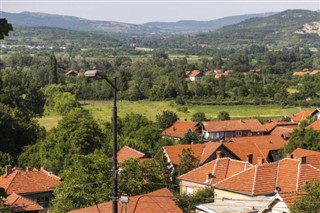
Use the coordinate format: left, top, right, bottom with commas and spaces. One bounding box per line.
1, 108, 320, 213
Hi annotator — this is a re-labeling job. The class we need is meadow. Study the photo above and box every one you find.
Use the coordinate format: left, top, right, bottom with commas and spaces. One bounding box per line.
37, 100, 306, 131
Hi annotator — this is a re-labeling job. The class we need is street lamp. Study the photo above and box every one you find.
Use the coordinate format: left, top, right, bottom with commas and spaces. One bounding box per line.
85, 70, 118, 213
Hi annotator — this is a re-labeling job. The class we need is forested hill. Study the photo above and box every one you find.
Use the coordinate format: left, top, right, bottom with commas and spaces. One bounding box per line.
1, 11, 274, 35
164, 9, 320, 49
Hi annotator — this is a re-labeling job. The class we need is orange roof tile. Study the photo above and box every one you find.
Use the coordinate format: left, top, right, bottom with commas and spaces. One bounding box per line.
215, 158, 320, 196
5, 193, 44, 212
117, 146, 148, 164
163, 144, 204, 166
188, 70, 202, 77
290, 110, 311, 122
178, 158, 253, 186
224, 135, 287, 164
163, 142, 225, 167
307, 119, 320, 130
310, 70, 320, 75
292, 71, 310, 76
162, 120, 200, 139
202, 119, 267, 133
69, 188, 182, 213
279, 192, 301, 208
0, 167, 61, 195
270, 126, 298, 139
291, 148, 320, 169
263, 121, 298, 132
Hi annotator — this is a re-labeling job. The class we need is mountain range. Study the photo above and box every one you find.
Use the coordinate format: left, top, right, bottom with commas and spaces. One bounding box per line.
1, 11, 275, 35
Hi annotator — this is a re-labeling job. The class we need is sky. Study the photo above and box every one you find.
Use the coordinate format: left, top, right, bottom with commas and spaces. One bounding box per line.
1, 0, 319, 24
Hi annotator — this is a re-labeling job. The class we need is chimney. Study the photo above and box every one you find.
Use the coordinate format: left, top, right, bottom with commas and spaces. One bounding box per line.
216, 151, 224, 159
207, 173, 214, 180
286, 154, 294, 159
5, 165, 12, 176
26, 166, 29, 172
300, 156, 307, 164
258, 157, 265, 165
247, 153, 253, 164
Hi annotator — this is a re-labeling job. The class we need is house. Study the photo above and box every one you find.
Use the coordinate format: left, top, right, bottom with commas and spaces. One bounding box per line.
195, 192, 301, 213
310, 69, 320, 75
291, 148, 320, 169
65, 70, 81, 76
195, 195, 273, 213
202, 119, 267, 141
290, 110, 311, 122
257, 192, 301, 213
0, 166, 61, 212
178, 154, 253, 195
213, 157, 320, 202
5, 193, 44, 213
292, 71, 310, 76
226, 135, 288, 164
162, 120, 201, 140
163, 142, 239, 175
117, 146, 150, 164
290, 108, 320, 123
263, 121, 298, 140
186, 70, 203, 81
68, 188, 183, 213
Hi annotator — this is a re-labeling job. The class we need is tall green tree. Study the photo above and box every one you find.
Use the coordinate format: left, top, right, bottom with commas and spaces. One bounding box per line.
280, 128, 320, 157
49, 53, 58, 84
0, 18, 13, 40
51, 151, 112, 213
156, 111, 179, 130
177, 148, 200, 176
290, 180, 320, 213
39, 108, 107, 174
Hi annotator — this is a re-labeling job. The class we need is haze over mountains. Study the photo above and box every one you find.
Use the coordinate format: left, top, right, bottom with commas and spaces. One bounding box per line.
2, 11, 276, 35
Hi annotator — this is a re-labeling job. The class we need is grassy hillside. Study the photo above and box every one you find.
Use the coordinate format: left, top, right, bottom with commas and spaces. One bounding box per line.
167, 9, 320, 49
37, 100, 306, 130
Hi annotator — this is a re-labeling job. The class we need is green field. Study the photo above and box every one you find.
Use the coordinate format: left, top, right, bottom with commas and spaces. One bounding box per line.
37, 100, 307, 131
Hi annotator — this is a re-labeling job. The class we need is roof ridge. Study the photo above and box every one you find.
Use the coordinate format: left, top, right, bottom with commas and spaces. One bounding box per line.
252, 165, 258, 195
275, 160, 280, 190
5, 170, 18, 193
224, 158, 230, 179
296, 161, 301, 192
253, 142, 269, 163
210, 159, 219, 184
123, 146, 145, 156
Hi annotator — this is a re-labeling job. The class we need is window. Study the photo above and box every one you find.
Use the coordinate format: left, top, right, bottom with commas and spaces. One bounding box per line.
247, 132, 252, 136
235, 131, 242, 137
186, 187, 194, 195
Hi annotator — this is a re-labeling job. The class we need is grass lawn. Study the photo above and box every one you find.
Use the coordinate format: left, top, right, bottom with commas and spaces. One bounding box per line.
37, 100, 306, 130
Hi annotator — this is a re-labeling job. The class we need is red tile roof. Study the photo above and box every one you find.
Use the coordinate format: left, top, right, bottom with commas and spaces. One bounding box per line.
163, 144, 204, 167
5, 192, 44, 212
69, 188, 182, 213
279, 192, 302, 208
162, 120, 200, 139
292, 71, 310, 76
307, 119, 320, 130
178, 157, 253, 186
224, 135, 287, 164
117, 146, 149, 164
202, 119, 267, 133
291, 148, 320, 169
0, 167, 61, 195
270, 126, 298, 139
263, 121, 298, 132
310, 70, 320, 75
215, 158, 320, 196
163, 142, 224, 166
188, 70, 202, 77
290, 110, 311, 122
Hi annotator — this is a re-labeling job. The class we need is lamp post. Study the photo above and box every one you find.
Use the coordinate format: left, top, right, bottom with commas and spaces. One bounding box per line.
85, 70, 118, 213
